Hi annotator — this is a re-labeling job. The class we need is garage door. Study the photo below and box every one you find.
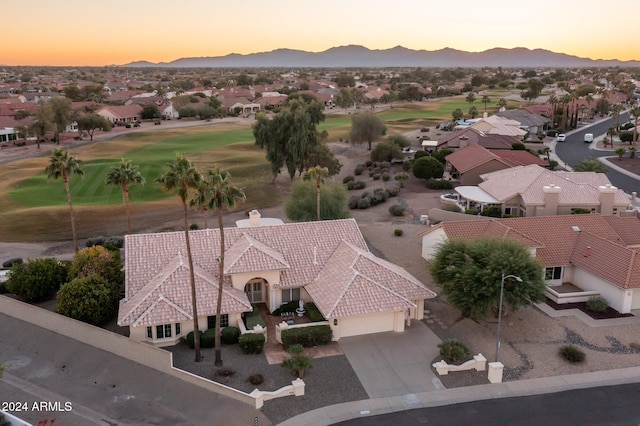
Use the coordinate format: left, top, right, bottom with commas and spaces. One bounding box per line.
339, 312, 396, 338
631, 290, 640, 310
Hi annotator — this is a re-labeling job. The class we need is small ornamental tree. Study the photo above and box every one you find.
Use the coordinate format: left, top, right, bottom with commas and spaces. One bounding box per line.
56, 274, 118, 325
430, 238, 545, 319
68, 245, 124, 290
412, 156, 444, 180
6, 258, 68, 301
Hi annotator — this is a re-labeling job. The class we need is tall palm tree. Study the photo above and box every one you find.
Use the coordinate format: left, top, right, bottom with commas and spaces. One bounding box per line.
105, 159, 146, 234
202, 168, 246, 367
303, 165, 329, 221
190, 178, 211, 229
481, 95, 491, 113
629, 105, 640, 145
155, 153, 203, 362
547, 94, 558, 126
45, 149, 84, 253
611, 104, 623, 132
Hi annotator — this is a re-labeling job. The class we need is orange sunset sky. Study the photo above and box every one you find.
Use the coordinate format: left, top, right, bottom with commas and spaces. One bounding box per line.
3, 0, 639, 66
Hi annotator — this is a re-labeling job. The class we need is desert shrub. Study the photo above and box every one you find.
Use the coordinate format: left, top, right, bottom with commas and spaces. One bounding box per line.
480, 206, 503, 218
378, 190, 390, 201
465, 208, 480, 215
559, 345, 585, 363
56, 274, 118, 325
245, 306, 266, 329
248, 374, 264, 385
365, 160, 373, 167
214, 367, 236, 382
343, 175, 355, 184
354, 164, 365, 175
372, 193, 385, 204
348, 195, 360, 209
305, 302, 325, 322
85, 236, 106, 247
382, 172, 391, 181
281, 325, 332, 349
353, 180, 366, 190
426, 179, 453, 190
2, 258, 23, 268
387, 186, 401, 197
6, 258, 68, 301
239, 333, 265, 354
357, 197, 371, 209
186, 330, 203, 349
413, 156, 444, 180
438, 339, 470, 363
402, 160, 412, 171
512, 142, 526, 150
389, 204, 406, 216
586, 296, 608, 313
346, 181, 355, 190
620, 130, 634, 143
221, 326, 240, 344
371, 141, 402, 162
414, 150, 430, 159
442, 203, 461, 212
190, 223, 199, 230
372, 172, 381, 180
394, 229, 403, 236
201, 328, 216, 348
387, 134, 411, 148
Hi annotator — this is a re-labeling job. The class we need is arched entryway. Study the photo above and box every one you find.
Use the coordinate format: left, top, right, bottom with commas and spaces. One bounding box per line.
244, 278, 268, 304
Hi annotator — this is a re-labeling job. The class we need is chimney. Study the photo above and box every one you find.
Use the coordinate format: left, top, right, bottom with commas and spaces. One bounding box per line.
249, 209, 261, 227
543, 184, 561, 214
598, 184, 618, 215
459, 135, 469, 149
585, 246, 591, 257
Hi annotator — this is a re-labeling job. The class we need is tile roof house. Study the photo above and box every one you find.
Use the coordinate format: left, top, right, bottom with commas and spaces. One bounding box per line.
495, 109, 551, 136
96, 104, 143, 124
420, 214, 640, 313
437, 127, 516, 151
453, 164, 631, 217
118, 218, 435, 346
469, 115, 527, 139
445, 144, 548, 185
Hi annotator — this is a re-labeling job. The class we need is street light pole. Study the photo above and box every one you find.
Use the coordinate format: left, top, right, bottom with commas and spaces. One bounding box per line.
495, 273, 523, 363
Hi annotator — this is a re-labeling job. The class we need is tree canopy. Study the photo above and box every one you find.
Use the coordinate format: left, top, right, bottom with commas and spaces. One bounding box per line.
430, 238, 545, 319
572, 158, 607, 173
412, 156, 444, 180
253, 95, 326, 181
7, 258, 68, 302
349, 112, 386, 150
56, 274, 118, 325
76, 113, 112, 141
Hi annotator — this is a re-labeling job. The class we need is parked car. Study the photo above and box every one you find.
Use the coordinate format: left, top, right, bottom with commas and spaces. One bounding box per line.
133, 122, 140, 127
556, 134, 566, 142
584, 133, 594, 143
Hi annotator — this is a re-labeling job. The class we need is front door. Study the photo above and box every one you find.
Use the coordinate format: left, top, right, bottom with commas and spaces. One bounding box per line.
245, 281, 263, 303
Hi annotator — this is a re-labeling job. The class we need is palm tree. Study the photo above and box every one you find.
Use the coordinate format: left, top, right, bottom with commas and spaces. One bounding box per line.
45, 149, 84, 253
629, 146, 636, 159
547, 94, 558, 126
202, 168, 246, 367
615, 147, 627, 160
394, 172, 409, 188
302, 165, 329, 221
155, 153, 203, 362
497, 98, 508, 109
611, 104, 623, 132
465, 92, 476, 108
190, 177, 212, 229
105, 159, 146, 234
541, 146, 552, 162
481, 95, 491, 113
572, 158, 607, 173
629, 105, 640, 145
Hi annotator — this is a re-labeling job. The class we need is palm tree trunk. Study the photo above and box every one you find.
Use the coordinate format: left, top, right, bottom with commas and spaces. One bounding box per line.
215, 209, 225, 367
64, 175, 79, 253
122, 182, 132, 234
203, 207, 208, 229
184, 201, 202, 362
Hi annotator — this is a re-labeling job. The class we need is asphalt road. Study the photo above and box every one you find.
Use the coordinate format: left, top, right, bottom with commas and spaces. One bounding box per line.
336, 383, 640, 426
555, 111, 640, 194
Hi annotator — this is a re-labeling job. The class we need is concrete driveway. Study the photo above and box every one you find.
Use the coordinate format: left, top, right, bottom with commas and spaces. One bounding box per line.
339, 321, 444, 399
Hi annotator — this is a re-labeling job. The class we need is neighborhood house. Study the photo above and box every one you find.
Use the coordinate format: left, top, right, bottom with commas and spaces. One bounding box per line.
118, 217, 436, 346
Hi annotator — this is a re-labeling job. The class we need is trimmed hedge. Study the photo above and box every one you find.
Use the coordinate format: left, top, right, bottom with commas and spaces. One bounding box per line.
221, 326, 240, 344
186, 330, 202, 349
426, 179, 453, 190
281, 324, 332, 349
304, 302, 325, 322
389, 204, 406, 216
245, 305, 266, 329
239, 333, 265, 354
201, 328, 216, 348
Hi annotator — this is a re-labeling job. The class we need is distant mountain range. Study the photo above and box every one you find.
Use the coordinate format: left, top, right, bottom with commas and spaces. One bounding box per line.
123, 45, 640, 68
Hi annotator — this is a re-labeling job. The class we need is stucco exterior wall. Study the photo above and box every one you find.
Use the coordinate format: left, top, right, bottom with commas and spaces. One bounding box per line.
573, 268, 629, 313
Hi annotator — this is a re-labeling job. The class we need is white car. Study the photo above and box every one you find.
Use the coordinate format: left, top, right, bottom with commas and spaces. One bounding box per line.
556, 134, 566, 142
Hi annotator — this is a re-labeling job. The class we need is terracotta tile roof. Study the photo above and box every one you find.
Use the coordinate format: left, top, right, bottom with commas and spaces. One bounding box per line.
437, 127, 514, 150
306, 242, 436, 318
119, 219, 434, 326
446, 144, 509, 173
426, 214, 640, 289
479, 165, 629, 206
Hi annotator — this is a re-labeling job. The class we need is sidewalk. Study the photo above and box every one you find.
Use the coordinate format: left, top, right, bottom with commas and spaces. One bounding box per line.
279, 366, 640, 425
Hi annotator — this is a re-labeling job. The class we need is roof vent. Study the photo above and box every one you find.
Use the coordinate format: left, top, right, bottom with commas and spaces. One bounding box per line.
571, 226, 581, 232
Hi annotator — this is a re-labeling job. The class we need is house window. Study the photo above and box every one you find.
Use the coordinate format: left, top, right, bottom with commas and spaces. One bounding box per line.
207, 314, 229, 329
156, 324, 172, 339
147, 326, 152, 339
176, 323, 181, 336
545, 267, 562, 280
282, 288, 301, 303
